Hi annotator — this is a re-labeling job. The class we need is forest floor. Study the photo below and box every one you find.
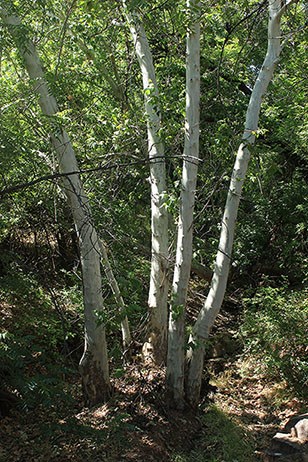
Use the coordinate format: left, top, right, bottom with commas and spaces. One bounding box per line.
0, 276, 306, 461
0, 356, 305, 462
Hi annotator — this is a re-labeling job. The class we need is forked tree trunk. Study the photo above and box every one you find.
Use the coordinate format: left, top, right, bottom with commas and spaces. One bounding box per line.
123, 2, 169, 364
186, 0, 297, 407
166, 0, 200, 408
1, 5, 110, 405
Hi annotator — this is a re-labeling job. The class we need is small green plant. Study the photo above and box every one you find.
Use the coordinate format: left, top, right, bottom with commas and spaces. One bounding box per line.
241, 286, 308, 398
172, 405, 254, 462
171, 303, 184, 321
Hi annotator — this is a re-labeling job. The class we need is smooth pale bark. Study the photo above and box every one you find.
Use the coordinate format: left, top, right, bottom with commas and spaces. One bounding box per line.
166, 0, 200, 408
57, 8, 131, 347
186, 0, 297, 407
79, 39, 125, 104
58, 7, 125, 102
98, 239, 131, 349
66, 31, 126, 104
123, 3, 169, 364
1, 6, 110, 404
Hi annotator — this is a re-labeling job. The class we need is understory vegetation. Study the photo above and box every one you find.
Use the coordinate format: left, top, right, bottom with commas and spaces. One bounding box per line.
1, 241, 307, 460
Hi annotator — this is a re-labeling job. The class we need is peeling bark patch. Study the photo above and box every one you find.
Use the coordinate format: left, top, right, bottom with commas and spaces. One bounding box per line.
80, 357, 111, 406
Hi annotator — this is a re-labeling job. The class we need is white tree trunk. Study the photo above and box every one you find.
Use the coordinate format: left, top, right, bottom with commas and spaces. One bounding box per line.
166, 0, 200, 408
186, 0, 297, 406
98, 239, 131, 350
1, 6, 110, 404
123, 3, 169, 364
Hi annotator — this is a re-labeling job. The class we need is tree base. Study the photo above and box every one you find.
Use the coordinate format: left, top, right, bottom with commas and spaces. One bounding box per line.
79, 356, 111, 407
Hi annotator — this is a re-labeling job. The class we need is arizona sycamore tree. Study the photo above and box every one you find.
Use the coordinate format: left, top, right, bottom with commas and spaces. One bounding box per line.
0, 3, 115, 405
123, 1, 169, 364
166, 0, 201, 407
186, 0, 299, 406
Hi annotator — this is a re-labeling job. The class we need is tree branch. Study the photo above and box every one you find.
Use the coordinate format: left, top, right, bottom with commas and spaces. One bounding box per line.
275, 0, 299, 21
0, 155, 196, 199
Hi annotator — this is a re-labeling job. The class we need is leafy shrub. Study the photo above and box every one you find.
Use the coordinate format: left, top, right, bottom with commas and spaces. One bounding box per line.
0, 270, 78, 411
241, 286, 308, 397
0, 328, 75, 411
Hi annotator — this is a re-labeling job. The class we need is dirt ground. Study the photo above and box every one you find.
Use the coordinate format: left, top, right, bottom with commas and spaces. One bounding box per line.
0, 358, 306, 462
